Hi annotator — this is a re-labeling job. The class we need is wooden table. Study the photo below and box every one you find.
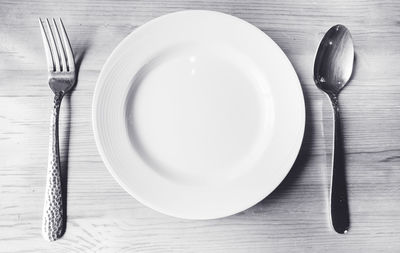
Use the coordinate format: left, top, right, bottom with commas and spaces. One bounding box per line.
1, 0, 399, 252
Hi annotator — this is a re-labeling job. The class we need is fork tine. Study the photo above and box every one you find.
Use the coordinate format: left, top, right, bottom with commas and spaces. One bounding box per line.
39, 18, 54, 71
52, 18, 67, 72
58, 18, 75, 72
45, 18, 61, 72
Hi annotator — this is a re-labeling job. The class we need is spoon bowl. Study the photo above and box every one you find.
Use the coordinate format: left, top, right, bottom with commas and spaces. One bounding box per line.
314, 24, 354, 96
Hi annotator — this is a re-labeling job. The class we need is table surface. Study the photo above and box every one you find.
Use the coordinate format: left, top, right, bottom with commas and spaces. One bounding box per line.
1, 0, 400, 252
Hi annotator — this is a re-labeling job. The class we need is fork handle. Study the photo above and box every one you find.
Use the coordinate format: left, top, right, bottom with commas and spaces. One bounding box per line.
330, 95, 350, 234
42, 92, 65, 241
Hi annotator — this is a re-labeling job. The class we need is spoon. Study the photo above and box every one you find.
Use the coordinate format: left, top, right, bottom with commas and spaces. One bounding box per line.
313, 24, 354, 234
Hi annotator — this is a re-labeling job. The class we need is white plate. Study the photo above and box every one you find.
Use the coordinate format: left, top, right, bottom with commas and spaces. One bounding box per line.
93, 10, 305, 219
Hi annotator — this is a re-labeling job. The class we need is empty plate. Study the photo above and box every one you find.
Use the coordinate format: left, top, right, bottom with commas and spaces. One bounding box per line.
93, 10, 305, 219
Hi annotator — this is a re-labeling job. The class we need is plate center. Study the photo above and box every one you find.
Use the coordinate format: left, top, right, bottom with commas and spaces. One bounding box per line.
126, 45, 273, 185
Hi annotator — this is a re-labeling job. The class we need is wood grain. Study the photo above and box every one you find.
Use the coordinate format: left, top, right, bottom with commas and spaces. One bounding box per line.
1, 0, 400, 252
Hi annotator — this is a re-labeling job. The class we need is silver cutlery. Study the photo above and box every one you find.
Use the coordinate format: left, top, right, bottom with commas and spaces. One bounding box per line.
313, 24, 354, 234
39, 18, 76, 241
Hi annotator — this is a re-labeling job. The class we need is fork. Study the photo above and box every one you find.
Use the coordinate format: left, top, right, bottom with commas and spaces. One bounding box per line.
39, 18, 76, 241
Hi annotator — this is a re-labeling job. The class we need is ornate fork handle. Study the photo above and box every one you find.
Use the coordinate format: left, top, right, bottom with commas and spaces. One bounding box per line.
42, 91, 65, 241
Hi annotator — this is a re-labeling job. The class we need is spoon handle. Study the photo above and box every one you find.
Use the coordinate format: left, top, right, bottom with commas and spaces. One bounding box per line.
330, 95, 350, 234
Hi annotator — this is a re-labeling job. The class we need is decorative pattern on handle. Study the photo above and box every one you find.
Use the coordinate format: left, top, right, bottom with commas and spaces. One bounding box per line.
42, 92, 65, 241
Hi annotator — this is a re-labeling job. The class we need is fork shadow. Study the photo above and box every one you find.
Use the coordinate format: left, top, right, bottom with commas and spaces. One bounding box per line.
59, 47, 87, 233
